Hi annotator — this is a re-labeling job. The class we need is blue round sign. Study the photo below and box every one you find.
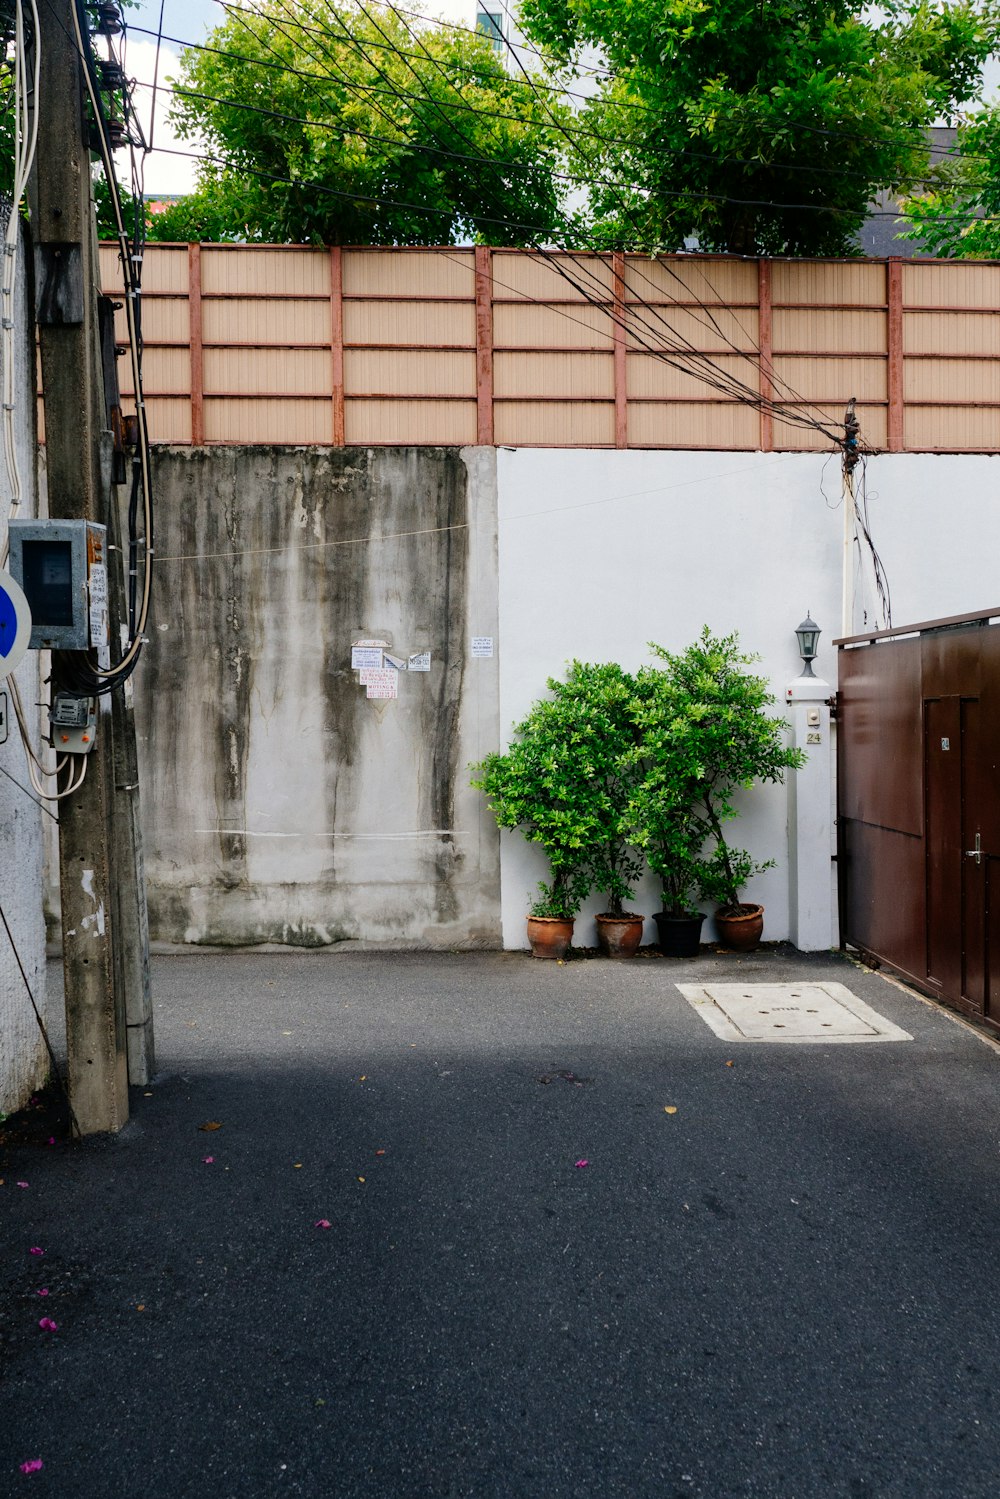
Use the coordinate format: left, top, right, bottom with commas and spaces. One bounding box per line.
0, 567, 31, 680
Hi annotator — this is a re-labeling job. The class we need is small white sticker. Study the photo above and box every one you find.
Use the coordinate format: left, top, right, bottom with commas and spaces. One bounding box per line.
408, 652, 431, 672
471, 636, 494, 659
384, 653, 406, 671
352, 646, 383, 670
364, 669, 398, 700
88, 563, 108, 605
89, 572, 110, 668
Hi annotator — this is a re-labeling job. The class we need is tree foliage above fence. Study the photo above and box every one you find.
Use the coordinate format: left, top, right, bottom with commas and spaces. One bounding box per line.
517, 0, 1000, 256
901, 108, 1000, 258
146, 1, 569, 246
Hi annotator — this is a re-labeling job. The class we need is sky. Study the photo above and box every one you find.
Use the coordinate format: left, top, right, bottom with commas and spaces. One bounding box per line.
122, 0, 480, 196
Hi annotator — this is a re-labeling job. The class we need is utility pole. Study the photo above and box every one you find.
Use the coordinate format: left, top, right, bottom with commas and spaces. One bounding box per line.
841, 398, 860, 638
30, 0, 151, 1130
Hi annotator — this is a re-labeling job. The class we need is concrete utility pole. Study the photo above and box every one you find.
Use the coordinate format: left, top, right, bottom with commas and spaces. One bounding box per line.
31, 0, 151, 1130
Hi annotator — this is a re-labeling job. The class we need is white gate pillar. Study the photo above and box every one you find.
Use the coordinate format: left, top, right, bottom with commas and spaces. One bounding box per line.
785, 672, 836, 952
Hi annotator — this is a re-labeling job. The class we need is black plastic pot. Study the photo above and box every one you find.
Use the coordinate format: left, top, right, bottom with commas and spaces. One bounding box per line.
653, 910, 704, 959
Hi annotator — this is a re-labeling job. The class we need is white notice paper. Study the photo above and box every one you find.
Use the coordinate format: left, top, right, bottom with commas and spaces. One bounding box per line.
89, 564, 110, 668
88, 564, 108, 605
365, 669, 398, 700
471, 636, 494, 659
408, 652, 431, 672
352, 646, 384, 670
384, 653, 407, 671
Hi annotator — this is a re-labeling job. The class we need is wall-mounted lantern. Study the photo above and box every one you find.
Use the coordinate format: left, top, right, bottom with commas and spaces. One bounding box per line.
795, 613, 821, 677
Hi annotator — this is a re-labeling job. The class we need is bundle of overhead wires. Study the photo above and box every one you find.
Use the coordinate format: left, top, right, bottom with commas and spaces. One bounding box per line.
139, 0, 851, 449
122, 0, 894, 618
65, 0, 154, 697
0, 0, 156, 806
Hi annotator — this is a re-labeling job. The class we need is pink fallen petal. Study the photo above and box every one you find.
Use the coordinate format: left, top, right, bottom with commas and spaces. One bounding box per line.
36, 1289, 49, 1297
48, 1138, 55, 1146
16, 1181, 29, 1189
202, 1157, 215, 1164
19, 1458, 43, 1474
574, 1159, 589, 1169
28, 1247, 43, 1256
38, 1317, 58, 1332
314, 1219, 332, 1229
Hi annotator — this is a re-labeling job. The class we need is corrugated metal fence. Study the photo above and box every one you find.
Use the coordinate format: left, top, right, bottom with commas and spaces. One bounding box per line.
98, 244, 1000, 452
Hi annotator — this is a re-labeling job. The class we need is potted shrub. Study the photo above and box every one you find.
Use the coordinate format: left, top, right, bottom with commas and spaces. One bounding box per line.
644, 629, 805, 953
635, 811, 711, 958
628, 664, 711, 957
626, 671, 704, 953
470, 665, 608, 959
562, 662, 645, 958
471, 661, 645, 959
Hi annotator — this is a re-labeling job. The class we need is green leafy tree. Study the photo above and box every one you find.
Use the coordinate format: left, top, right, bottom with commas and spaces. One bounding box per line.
900, 110, 1000, 256
637, 629, 804, 913
517, 0, 1000, 255
471, 661, 642, 919
146, 0, 569, 245
626, 663, 714, 918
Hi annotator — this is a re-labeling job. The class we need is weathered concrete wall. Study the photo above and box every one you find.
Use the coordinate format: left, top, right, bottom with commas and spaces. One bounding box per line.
0, 225, 48, 1113
139, 446, 501, 946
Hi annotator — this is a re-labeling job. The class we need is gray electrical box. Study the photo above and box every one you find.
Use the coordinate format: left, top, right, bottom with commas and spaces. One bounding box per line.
7, 519, 107, 651
50, 691, 97, 753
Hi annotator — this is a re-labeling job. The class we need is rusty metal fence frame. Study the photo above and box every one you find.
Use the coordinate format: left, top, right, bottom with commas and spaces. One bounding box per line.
92, 244, 1000, 452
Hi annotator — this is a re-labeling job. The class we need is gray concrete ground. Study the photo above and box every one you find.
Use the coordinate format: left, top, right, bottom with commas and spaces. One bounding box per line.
2, 946, 999, 1499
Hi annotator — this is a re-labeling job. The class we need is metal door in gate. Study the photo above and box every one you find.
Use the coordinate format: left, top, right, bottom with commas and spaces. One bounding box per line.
838, 609, 1000, 1032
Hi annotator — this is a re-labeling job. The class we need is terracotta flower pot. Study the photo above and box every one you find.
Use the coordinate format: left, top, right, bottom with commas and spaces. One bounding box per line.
654, 911, 705, 959
714, 903, 764, 952
595, 912, 645, 959
526, 915, 574, 959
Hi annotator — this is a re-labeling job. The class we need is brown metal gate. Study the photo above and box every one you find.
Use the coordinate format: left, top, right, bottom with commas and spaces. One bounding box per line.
838, 608, 1000, 1032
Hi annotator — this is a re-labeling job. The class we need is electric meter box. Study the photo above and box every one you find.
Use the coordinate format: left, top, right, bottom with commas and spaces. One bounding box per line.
7, 519, 107, 651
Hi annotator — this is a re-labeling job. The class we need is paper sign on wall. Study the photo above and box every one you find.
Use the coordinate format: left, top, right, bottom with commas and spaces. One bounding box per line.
88, 563, 110, 670
471, 636, 494, 659
352, 645, 384, 670
365, 669, 398, 700
408, 652, 431, 672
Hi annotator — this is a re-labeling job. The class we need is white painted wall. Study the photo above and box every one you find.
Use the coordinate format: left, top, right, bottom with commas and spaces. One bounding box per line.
850, 453, 1000, 629
495, 448, 1000, 950
0, 225, 48, 1114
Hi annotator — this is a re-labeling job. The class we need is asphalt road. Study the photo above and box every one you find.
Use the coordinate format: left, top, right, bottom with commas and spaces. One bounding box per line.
2, 947, 999, 1499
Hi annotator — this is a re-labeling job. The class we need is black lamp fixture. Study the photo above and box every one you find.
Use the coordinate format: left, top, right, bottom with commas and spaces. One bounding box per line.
795, 612, 821, 677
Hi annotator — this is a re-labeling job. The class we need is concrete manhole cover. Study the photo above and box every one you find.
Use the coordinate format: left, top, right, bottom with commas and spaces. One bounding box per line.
676, 982, 912, 1044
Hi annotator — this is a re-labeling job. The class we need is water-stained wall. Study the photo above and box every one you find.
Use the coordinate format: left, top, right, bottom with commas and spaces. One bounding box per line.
140, 446, 500, 947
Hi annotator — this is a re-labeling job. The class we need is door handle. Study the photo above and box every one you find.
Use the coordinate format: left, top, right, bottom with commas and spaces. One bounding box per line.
965, 833, 982, 865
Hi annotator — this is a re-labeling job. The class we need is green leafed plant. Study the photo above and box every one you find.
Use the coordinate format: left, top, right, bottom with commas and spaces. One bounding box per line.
517, 0, 1000, 255
145, 0, 569, 247
471, 660, 642, 919
636, 628, 805, 914
900, 108, 1000, 258
627, 664, 714, 918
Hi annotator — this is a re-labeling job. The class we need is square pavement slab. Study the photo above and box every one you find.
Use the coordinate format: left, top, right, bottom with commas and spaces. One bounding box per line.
678, 980, 913, 1043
